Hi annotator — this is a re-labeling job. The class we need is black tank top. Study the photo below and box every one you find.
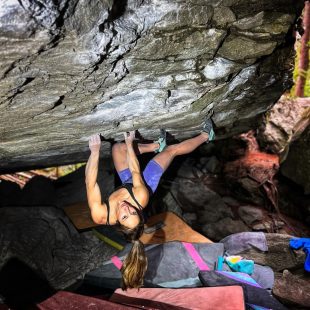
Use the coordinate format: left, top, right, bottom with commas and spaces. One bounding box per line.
105, 183, 143, 225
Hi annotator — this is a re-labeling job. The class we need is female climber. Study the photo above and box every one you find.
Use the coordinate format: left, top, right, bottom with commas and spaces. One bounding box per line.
85, 117, 215, 289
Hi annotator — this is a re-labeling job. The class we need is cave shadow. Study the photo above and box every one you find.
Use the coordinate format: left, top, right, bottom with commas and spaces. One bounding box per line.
99, 0, 128, 32
0, 258, 55, 309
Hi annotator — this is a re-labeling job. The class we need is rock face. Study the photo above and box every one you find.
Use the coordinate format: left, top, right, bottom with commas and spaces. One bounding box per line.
257, 96, 310, 194
0, 0, 302, 172
0, 206, 117, 289
258, 96, 310, 194
258, 96, 310, 155
281, 124, 310, 194
273, 270, 310, 308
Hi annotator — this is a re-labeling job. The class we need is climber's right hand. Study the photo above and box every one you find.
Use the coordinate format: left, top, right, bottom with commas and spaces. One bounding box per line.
89, 134, 101, 153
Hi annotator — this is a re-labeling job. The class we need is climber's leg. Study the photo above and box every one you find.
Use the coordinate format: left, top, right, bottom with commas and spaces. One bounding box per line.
111, 141, 159, 183
152, 132, 210, 172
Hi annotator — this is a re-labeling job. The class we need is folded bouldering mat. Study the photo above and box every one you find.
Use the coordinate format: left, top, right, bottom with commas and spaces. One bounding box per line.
110, 286, 246, 310
199, 271, 286, 310
37, 291, 135, 309
84, 233, 275, 291
140, 212, 212, 244
84, 241, 224, 289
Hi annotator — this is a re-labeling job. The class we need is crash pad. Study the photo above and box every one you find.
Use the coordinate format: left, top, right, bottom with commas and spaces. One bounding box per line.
37, 291, 135, 309
84, 241, 224, 289
110, 286, 246, 310
140, 212, 213, 244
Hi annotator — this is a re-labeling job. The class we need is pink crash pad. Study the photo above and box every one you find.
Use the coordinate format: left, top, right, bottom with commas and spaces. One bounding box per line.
110, 286, 246, 310
37, 291, 135, 310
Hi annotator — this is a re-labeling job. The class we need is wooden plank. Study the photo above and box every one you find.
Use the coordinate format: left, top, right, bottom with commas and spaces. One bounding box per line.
140, 212, 213, 244
64, 202, 99, 230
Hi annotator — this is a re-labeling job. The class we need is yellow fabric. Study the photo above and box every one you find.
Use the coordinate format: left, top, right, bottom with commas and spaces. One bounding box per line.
226, 256, 243, 264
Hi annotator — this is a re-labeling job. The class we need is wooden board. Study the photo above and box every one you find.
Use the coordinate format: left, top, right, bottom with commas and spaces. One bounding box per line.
64, 202, 99, 230
140, 212, 213, 244
64, 203, 213, 245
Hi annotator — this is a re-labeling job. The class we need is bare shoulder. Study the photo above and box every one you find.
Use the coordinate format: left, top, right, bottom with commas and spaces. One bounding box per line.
90, 202, 107, 224
132, 185, 150, 208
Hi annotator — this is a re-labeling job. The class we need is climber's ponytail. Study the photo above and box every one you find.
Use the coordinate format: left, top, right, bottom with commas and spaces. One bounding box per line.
121, 238, 147, 290
117, 210, 147, 289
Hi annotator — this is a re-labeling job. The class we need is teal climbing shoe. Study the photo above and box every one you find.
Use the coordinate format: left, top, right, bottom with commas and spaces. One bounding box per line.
155, 129, 167, 153
202, 111, 215, 142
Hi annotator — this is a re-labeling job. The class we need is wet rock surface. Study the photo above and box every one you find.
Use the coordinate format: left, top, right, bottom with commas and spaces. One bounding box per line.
0, 0, 303, 171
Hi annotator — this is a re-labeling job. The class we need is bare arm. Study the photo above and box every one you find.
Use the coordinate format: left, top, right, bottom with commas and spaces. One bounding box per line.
124, 131, 142, 182
124, 131, 149, 206
85, 134, 106, 224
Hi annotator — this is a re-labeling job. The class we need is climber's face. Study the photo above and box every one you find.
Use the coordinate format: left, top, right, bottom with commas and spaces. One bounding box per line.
117, 201, 140, 229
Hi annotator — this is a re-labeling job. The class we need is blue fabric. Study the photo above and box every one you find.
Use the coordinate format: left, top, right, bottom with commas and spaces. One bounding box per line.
289, 238, 310, 272
117, 159, 164, 194
218, 271, 260, 287
216, 256, 224, 271
226, 259, 255, 275
118, 168, 132, 183
247, 304, 269, 310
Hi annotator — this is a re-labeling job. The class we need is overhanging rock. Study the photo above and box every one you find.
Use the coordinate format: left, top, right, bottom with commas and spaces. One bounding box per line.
0, 0, 303, 171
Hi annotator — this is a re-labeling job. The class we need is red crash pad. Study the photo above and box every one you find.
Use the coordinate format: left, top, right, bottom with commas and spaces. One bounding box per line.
37, 291, 135, 310
110, 286, 246, 310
